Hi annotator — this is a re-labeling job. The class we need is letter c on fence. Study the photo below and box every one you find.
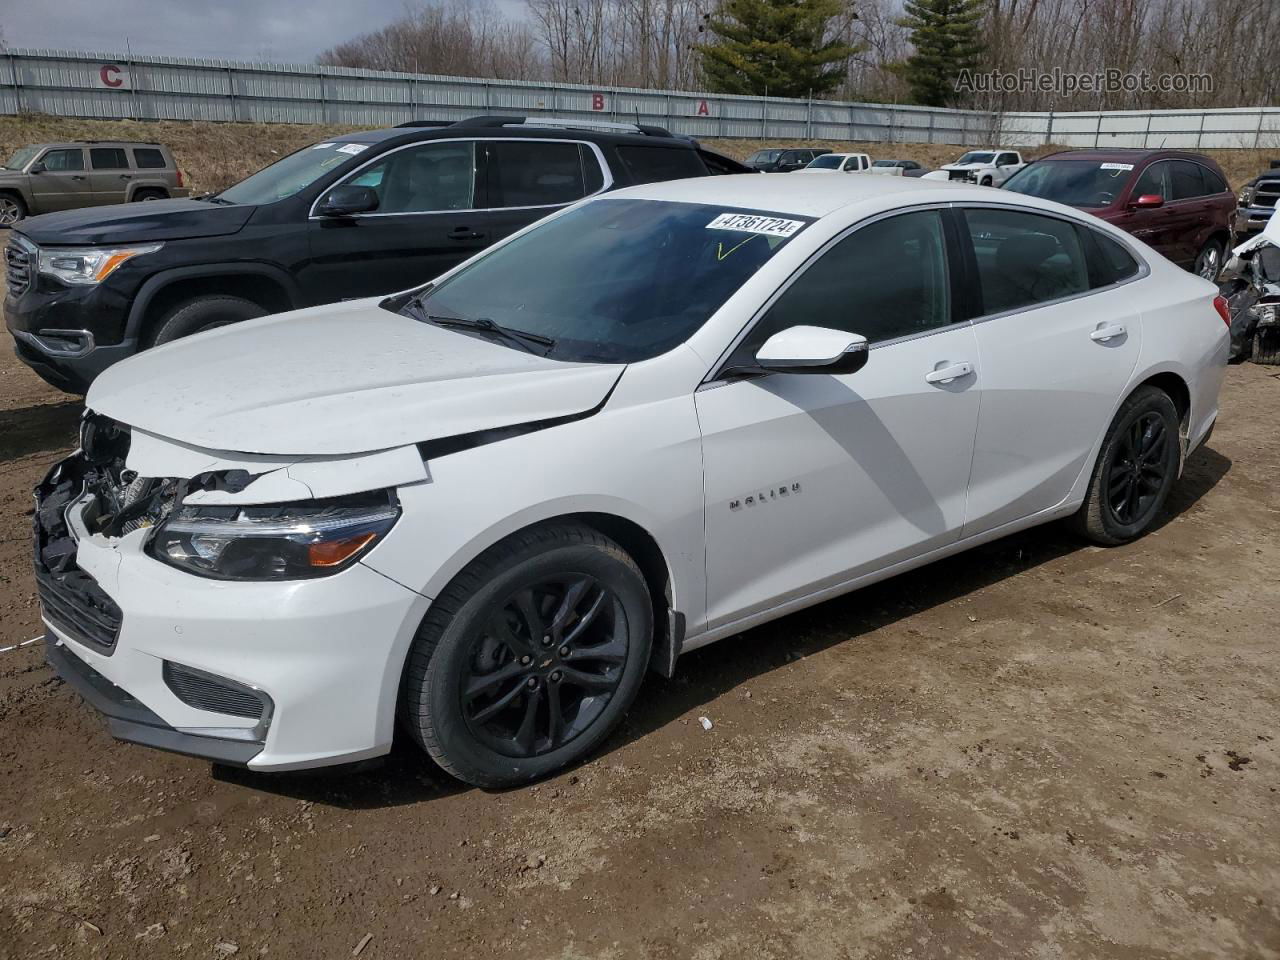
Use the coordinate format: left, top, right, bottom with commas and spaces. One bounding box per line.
591, 93, 605, 111
100, 64, 124, 88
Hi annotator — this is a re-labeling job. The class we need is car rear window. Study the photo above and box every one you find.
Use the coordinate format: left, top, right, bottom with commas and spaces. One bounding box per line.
90, 148, 130, 170
1170, 161, 1207, 201
617, 146, 708, 184
133, 147, 167, 169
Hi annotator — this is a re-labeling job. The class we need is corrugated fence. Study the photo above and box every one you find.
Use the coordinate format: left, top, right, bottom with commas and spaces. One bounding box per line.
2, 48, 1278, 150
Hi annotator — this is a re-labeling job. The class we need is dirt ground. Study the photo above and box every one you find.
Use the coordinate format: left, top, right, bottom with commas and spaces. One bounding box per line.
0, 331, 1278, 960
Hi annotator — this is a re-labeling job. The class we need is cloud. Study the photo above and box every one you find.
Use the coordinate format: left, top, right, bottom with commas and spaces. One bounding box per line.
5, 0, 412, 63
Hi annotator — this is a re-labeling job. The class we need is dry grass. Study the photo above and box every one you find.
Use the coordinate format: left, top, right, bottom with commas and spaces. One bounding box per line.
1, 115, 1274, 195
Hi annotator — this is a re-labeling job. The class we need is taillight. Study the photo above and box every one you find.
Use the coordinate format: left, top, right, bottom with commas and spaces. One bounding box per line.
1213, 295, 1231, 327
176, 169, 185, 188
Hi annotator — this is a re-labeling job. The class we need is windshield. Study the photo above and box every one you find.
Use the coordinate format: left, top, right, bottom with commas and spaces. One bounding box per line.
748, 150, 782, 164
957, 152, 995, 165
807, 155, 844, 169
1002, 161, 1134, 208
4, 146, 40, 170
408, 198, 810, 363
217, 140, 373, 204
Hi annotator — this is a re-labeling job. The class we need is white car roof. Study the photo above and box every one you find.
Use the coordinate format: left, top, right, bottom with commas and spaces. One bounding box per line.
612, 172, 968, 220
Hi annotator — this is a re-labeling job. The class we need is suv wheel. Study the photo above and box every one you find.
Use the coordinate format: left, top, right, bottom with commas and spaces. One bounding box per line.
1194, 238, 1225, 280
0, 193, 27, 226
132, 188, 168, 202
148, 295, 267, 346
1254, 329, 1280, 365
401, 523, 653, 787
1071, 386, 1181, 545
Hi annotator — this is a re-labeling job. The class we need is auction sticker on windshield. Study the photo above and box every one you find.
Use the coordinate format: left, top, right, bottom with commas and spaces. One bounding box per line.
1100, 162, 1135, 171
706, 213, 806, 238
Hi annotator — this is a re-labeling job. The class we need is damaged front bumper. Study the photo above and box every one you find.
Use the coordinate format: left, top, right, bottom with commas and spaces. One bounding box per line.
35, 423, 433, 771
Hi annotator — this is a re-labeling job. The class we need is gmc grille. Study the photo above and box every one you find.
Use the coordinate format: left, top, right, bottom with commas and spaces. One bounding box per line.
1254, 182, 1280, 209
5, 239, 32, 297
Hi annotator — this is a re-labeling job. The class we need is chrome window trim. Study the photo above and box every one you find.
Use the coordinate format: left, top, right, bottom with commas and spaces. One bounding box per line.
307, 137, 613, 220
955, 201, 1151, 325
702, 201, 962, 387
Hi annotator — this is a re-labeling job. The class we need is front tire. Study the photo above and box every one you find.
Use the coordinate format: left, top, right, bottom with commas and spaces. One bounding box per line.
1194, 237, 1225, 280
980, 176, 993, 187
1071, 386, 1181, 545
0, 192, 27, 225
401, 523, 653, 787
147, 295, 267, 346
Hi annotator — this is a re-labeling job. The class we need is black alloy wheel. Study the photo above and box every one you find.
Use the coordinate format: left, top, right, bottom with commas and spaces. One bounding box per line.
401, 522, 653, 787
460, 575, 627, 758
1103, 411, 1170, 527
1072, 385, 1181, 545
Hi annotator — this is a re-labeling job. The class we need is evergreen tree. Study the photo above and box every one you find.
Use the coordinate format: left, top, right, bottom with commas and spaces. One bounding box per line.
695, 0, 860, 99
897, 0, 986, 107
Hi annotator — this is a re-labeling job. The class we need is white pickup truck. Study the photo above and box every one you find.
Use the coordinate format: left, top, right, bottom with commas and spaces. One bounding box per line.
928, 149, 1027, 187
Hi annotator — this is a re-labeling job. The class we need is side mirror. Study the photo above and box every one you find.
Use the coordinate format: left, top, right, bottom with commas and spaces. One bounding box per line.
1132, 193, 1164, 209
316, 184, 379, 217
755, 326, 869, 375
29, 162, 45, 174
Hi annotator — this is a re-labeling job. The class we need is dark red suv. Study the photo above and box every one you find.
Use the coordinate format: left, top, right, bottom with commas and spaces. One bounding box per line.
1003, 149, 1236, 280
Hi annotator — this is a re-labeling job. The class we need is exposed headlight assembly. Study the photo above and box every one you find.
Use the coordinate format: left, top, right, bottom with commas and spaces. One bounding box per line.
1239, 185, 1256, 206
38, 243, 163, 285
148, 492, 400, 581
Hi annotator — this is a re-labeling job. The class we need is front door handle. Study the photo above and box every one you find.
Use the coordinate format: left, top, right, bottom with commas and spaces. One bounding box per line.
447, 227, 485, 241
70, 175, 86, 181
925, 361, 974, 384
1091, 323, 1127, 342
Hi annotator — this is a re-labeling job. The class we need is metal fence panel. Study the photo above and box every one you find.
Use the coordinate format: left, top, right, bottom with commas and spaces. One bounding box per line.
2, 48, 1278, 151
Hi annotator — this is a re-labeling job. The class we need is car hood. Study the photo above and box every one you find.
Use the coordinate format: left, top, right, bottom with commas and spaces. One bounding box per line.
86, 300, 626, 457
17, 198, 255, 245
940, 162, 989, 170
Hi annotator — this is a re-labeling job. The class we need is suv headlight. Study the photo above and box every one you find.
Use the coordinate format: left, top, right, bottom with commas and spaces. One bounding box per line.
148, 492, 400, 581
1239, 185, 1256, 206
38, 243, 163, 285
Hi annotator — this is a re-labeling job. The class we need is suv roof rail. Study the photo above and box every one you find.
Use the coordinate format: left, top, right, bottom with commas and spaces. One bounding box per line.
449, 115, 674, 138
393, 120, 454, 128
68, 140, 160, 145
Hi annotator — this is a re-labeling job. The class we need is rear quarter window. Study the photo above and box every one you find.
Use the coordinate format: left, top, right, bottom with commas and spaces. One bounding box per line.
1082, 227, 1142, 287
132, 148, 168, 169
617, 146, 708, 185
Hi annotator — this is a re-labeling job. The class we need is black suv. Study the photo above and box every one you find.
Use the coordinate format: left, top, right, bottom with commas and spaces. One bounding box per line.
5, 116, 750, 392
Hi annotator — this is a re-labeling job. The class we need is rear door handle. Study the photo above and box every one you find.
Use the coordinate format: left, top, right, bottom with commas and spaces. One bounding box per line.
119, 174, 132, 180
1091, 323, 1127, 342
447, 227, 485, 241
925, 361, 973, 384
70, 175, 86, 181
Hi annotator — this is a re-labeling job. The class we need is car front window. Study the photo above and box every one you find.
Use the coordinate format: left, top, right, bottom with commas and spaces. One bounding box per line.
407, 198, 811, 363
4, 146, 40, 170
1003, 161, 1134, 208
217, 141, 374, 205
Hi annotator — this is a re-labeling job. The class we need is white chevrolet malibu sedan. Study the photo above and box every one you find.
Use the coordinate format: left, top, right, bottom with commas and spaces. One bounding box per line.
36, 174, 1228, 786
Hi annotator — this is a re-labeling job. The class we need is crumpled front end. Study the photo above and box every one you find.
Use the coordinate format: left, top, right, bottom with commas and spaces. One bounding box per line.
36, 413, 431, 771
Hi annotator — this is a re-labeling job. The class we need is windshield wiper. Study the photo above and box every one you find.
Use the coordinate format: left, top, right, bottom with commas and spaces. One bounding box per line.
424, 314, 556, 354
196, 194, 234, 205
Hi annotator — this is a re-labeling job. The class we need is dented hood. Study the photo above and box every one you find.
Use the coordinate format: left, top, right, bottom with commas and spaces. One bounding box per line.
87, 300, 625, 456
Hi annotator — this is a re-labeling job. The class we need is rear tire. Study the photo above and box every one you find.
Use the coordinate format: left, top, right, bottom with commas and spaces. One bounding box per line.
1071, 386, 1181, 546
401, 523, 653, 787
131, 188, 168, 202
0, 192, 27, 225
1253, 328, 1280, 365
146, 295, 267, 347
1194, 237, 1225, 280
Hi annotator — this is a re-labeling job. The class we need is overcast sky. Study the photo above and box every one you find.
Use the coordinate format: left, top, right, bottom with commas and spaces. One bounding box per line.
2, 1, 432, 63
